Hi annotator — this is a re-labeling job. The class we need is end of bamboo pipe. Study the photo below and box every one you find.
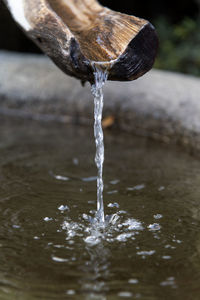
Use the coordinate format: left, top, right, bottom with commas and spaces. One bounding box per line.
3, 0, 158, 83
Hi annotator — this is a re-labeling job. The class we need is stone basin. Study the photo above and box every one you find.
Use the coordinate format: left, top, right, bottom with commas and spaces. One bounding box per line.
1, 50, 200, 156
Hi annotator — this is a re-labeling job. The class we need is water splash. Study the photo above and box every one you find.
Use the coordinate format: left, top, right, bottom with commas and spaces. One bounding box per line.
91, 65, 108, 224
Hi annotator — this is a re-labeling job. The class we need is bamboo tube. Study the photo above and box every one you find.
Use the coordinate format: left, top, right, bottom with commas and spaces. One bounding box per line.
3, 0, 158, 82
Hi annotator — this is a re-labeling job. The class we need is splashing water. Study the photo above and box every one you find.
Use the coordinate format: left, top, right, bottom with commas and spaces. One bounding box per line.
91, 65, 108, 224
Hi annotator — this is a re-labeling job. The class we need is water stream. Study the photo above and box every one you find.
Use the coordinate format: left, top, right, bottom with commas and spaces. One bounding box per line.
91, 65, 108, 224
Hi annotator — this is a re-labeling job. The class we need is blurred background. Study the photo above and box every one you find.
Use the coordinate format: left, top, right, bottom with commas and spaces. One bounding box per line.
0, 0, 200, 76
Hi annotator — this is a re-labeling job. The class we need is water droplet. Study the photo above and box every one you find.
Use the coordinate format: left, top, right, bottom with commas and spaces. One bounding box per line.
54, 244, 63, 248
116, 233, 132, 242
54, 175, 69, 181
118, 210, 127, 215
106, 213, 120, 225
73, 158, 79, 165
58, 205, 69, 212
84, 235, 100, 246
148, 223, 161, 231
160, 277, 175, 286
52, 256, 69, 263
82, 214, 89, 221
107, 190, 118, 195
66, 289, 75, 295
44, 217, 53, 222
12, 224, 20, 229
123, 219, 143, 230
165, 244, 176, 249
154, 214, 163, 220
158, 186, 165, 191
172, 239, 182, 244
137, 250, 156, 257
162, 255, 171, 260
81, 176, 97, 182
107, 202, 119, 208
118, 291, 133, 298
110, 179, 120, 185
128, 279, 139, 284
68, 240, 74, 245
127, 184, 145, 191
153, 233, 160, 240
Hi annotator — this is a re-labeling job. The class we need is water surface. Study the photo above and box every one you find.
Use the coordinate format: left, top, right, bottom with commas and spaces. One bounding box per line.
0, 118, 200, 299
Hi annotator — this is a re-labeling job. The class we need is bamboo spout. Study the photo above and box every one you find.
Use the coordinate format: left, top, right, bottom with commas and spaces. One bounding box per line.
4, 0, 158, 82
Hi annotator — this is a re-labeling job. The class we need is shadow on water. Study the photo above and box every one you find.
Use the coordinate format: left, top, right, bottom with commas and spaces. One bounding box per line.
0, 117, 200, 299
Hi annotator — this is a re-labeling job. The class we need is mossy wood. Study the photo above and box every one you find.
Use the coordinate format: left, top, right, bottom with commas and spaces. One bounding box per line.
3, 0, 158, 82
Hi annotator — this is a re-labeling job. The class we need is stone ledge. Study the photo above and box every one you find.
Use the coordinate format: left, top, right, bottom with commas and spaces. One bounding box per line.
1, 50, 200, 154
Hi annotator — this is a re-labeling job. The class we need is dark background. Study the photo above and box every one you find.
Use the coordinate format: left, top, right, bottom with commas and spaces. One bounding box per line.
0, 0, 200, 75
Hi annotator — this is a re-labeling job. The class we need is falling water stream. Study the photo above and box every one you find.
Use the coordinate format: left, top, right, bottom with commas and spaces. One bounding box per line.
91, 65, 108, 224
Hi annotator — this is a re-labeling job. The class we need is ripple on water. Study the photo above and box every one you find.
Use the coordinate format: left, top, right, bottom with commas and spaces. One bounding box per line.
1, 118, 200, 300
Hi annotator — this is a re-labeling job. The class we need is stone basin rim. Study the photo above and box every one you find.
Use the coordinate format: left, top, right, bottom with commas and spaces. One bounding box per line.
1, 50, 200, 157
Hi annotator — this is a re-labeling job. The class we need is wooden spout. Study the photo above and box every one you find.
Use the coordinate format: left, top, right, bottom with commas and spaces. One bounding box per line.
4, 0, 158, 82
